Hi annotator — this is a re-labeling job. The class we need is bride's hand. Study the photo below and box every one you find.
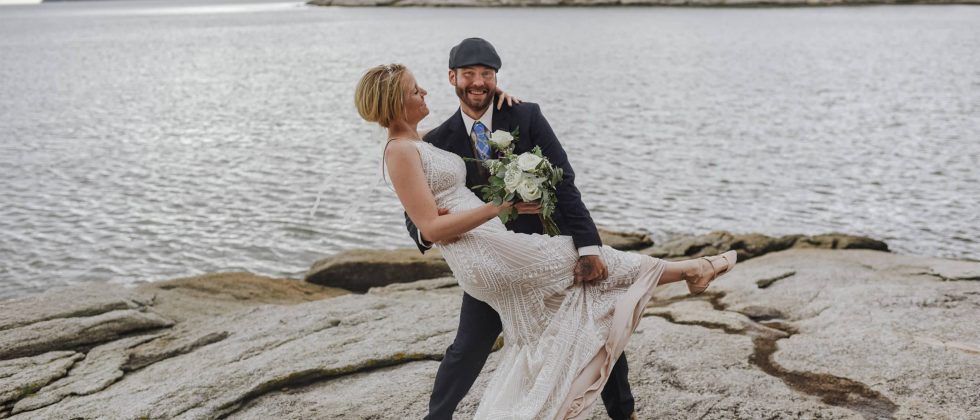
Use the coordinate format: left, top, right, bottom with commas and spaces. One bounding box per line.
495, 87, 522, 110
489, 200, 514, 217
431, 208, 460, 245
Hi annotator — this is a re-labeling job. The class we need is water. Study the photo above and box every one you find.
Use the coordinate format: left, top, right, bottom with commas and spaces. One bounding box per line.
1, 1, 978, 300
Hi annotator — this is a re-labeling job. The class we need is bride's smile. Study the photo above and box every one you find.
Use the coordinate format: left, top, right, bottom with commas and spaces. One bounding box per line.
400, 71, 429, 124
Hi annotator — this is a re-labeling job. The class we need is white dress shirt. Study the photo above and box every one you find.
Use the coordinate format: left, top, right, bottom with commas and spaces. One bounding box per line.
460, 104, 493, 139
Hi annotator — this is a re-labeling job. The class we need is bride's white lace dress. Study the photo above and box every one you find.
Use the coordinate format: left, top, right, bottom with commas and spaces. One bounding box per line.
407, 140, 666, 420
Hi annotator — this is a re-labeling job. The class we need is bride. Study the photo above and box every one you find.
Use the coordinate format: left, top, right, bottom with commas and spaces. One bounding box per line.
354, 64, 737, 419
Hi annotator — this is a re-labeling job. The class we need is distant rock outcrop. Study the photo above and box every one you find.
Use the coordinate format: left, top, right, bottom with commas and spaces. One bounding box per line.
309, 0, 980, 7
305, 248, 451, 292
598, 227, 654, 251
305, 227, 654, 291
2, 250, 977, 418
640, 230, 889, 261
305, 231, 888, 293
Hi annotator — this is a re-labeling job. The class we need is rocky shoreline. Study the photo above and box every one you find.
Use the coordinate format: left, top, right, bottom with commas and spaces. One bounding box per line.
2, 231, 978, 419
308, 0, 980, 7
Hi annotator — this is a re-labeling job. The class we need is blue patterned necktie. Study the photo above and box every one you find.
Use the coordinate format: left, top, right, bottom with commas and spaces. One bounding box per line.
472, 121, 491, 160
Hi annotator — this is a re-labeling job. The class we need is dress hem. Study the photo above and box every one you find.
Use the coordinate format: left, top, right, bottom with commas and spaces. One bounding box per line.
555, 256, 665, 420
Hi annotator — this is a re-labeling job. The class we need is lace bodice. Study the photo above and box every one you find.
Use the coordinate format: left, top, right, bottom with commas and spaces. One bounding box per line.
412, 140, 506, 231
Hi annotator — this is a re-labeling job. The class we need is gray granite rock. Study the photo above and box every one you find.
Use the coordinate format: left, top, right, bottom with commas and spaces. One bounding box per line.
229, 360, 439, 419
643, 249, 980, 419
6, 285, 459, 419
0, 283, 148, 332
11, 336, 160, 414
4, 250, 979, 419
137, 271, 350, 322
0, 351, 82, 408
196, 250, 980, 419
0, 309, 174, 360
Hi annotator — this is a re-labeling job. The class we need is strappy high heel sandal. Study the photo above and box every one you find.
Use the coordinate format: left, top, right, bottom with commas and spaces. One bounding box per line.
686, 250, 738, 295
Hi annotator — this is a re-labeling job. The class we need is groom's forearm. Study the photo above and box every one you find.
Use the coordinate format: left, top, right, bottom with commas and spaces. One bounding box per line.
405, 213, 432, 254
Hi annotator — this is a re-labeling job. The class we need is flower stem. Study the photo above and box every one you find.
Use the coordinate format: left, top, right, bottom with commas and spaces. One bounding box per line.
540, 215, 561, 236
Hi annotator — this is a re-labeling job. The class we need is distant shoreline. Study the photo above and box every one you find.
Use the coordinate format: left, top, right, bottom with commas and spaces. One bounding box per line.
307, 0, 980, 7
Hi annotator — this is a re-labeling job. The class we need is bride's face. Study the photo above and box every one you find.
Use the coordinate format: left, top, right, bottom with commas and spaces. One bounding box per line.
401, 71, 429, 125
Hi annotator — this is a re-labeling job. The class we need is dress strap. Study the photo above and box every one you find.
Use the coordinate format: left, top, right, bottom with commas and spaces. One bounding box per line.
381, 138, 424, 186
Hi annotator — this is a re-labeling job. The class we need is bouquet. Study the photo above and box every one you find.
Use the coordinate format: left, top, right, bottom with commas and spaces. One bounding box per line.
471, 128, 563, 236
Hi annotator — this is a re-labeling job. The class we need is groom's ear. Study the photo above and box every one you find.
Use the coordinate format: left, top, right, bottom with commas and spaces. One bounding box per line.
448, 69, 457, 86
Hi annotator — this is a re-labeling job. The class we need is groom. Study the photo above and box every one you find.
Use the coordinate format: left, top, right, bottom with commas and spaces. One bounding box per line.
405, 38, 637, 420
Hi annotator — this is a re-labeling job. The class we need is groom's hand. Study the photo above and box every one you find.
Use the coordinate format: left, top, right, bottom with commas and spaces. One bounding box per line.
421, 208, 460, 245
495, 88, 522, 110
574, 255, 608, 285
514, 201, 542, 215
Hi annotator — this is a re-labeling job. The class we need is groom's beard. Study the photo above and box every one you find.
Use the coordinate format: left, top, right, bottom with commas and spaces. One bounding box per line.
455, 85, 492, 114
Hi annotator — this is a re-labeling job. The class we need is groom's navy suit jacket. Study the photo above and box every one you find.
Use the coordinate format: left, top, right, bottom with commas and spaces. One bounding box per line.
405, 100, 601, 252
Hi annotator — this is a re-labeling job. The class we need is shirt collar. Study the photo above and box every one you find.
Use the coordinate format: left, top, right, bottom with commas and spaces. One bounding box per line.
460, 105, 493, 136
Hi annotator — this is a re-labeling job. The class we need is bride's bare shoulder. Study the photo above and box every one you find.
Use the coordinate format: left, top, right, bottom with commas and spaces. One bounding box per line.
384, 139, 422, 162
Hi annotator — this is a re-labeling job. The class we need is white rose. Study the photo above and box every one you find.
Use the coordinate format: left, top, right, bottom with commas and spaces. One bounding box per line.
517, 178, 542, 201
503, 164, 524, 193
490, 130, 514, 149
515, 153, 543, 172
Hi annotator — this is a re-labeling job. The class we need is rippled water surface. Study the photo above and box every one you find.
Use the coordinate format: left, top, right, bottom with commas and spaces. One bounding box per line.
1, 1, 978, 300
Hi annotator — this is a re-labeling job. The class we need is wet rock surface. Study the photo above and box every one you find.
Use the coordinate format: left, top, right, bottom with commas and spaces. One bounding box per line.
304, 228, 655, 292
2, 250, 978, 419
307, 231, 886, 293
640, 230, 889, 261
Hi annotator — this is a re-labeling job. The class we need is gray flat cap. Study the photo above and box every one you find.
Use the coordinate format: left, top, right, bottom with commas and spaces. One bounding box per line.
448, 38, 501, 71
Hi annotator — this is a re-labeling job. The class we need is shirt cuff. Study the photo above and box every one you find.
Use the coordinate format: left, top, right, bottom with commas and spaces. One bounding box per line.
417, 229, 433, 249
577, 246, 601, 257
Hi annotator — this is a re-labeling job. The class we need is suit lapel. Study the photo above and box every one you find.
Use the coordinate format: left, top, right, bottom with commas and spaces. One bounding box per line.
491, 103, 511, 138
444, 110, 473, 159
492, 103, 522, 154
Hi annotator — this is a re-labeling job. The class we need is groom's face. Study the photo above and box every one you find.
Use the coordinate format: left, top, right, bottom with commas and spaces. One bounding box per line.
449, 65, 497, 113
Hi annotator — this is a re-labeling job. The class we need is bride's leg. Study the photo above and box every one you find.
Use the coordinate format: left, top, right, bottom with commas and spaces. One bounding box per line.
656, 259, 703, 285
655, 250, 737, 286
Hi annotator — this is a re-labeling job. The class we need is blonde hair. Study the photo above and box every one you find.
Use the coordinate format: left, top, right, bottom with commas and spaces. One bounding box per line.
355, 63, 408, 128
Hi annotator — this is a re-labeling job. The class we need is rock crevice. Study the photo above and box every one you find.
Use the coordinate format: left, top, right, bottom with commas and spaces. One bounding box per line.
646, 291, 900, 419
1, 249, 977, 419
